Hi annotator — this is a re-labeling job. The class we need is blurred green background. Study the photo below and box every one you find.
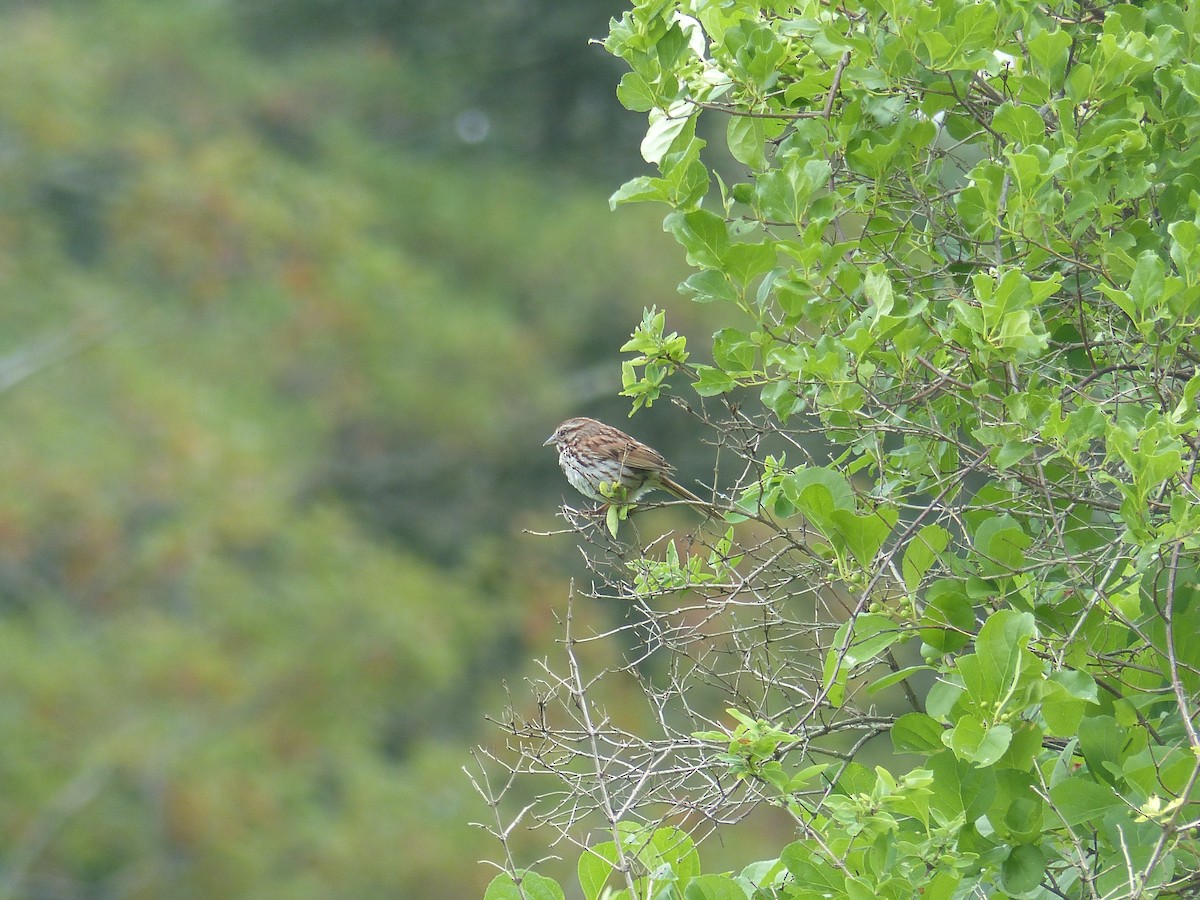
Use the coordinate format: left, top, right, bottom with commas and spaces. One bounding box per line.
0, 1, 723, 896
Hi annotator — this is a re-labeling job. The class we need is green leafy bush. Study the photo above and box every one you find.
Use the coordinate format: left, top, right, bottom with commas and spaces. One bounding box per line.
481, 0, 1200, 897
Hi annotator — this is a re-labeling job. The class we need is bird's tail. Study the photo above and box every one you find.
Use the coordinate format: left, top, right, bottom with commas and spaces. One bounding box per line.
660, 476, 713, 511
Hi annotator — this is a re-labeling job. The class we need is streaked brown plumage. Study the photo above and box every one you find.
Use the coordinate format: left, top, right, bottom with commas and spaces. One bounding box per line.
543, 417, 706, 506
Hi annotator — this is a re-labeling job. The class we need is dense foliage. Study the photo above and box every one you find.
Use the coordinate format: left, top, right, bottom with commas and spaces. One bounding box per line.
482, 1, 1200, 898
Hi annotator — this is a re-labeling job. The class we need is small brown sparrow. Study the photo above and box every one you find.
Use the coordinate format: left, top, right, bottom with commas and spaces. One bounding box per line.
544, 417, 706, 506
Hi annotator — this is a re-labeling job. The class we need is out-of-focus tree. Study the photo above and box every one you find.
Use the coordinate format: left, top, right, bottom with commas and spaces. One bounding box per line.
0, 1, 695, 896
235, 0, 645, 177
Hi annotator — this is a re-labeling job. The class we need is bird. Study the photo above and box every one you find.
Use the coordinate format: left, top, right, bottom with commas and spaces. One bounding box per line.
543, 417, 707, 508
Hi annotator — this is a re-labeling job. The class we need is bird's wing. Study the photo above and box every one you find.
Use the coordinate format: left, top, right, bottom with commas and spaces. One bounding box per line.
619, 440, 674, 473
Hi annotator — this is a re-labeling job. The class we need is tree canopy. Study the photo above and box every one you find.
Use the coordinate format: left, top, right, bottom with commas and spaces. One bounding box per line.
481, 1, 1200, 897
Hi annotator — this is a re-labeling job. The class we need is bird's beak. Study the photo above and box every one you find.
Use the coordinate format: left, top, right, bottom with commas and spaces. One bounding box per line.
542, 434, 555, 447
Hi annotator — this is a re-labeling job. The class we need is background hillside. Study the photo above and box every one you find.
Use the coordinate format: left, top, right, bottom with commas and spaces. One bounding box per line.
0, 2, 718, 896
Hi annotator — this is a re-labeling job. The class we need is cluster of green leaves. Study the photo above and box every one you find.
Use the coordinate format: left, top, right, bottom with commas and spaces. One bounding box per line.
496, 0, 1200, 897
628, 527, 742, 594
487, 825, 776, 900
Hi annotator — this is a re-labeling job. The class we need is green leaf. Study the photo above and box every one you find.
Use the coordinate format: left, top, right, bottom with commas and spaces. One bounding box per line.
916, 1, 997, 70
1000, 844, 1046, 895
760, 380, 801, 422
919, 579, 976, 654
779, 843, 846, 893
945, 717, 1012, 766
606, 504, 622, 537
738, 858, 788, 891
829, 506, 897, 567
834, 761, 876, 795
842, 613, 903, 668
927, 750, 996, 824
1003, 795, 1044, 843
666, 154, 713, 209
1182, 63, 1200, 100
683, 874, 748, 900
892, 712, 945, 754
1051, 671, 1096, 704
902, 524, 950, 591
823, 614, 902, 706
1097, 250, 1171, 337
992, 103, 1046, 146
1027, 28, 1071, 86
609, 175, 671, 208
654, 21, 690, 70
926, 678, 965, 720
727, 116, 768, 170
994, 439, 1034, 471
863, 264, 894, 319
681, 269, 738, 304
921, 871, 962, 900
782, 466, 855, 511
1078, 715, 1126, 787
1128, 250, 1167, 315
967, 268, 1057, 359
642, 102, 695, 164
1048, 777, 1123, 826
822, 634, 849, 708
972, 514, 1031, 576
579, 844, 619, 900
616, 71, 658, 112
845, 875, 878, 900
869, 664, 932, 696
970, 609, 1037, 702
723, 242, 777, 287
484, 871, 566, 900
692, 364, 738, 396
1168, 220, 1200, 285
754, 157, 830, 224
664, 209, 729, 268
712, 328, 757, 373
1041, 671, 1098, 737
